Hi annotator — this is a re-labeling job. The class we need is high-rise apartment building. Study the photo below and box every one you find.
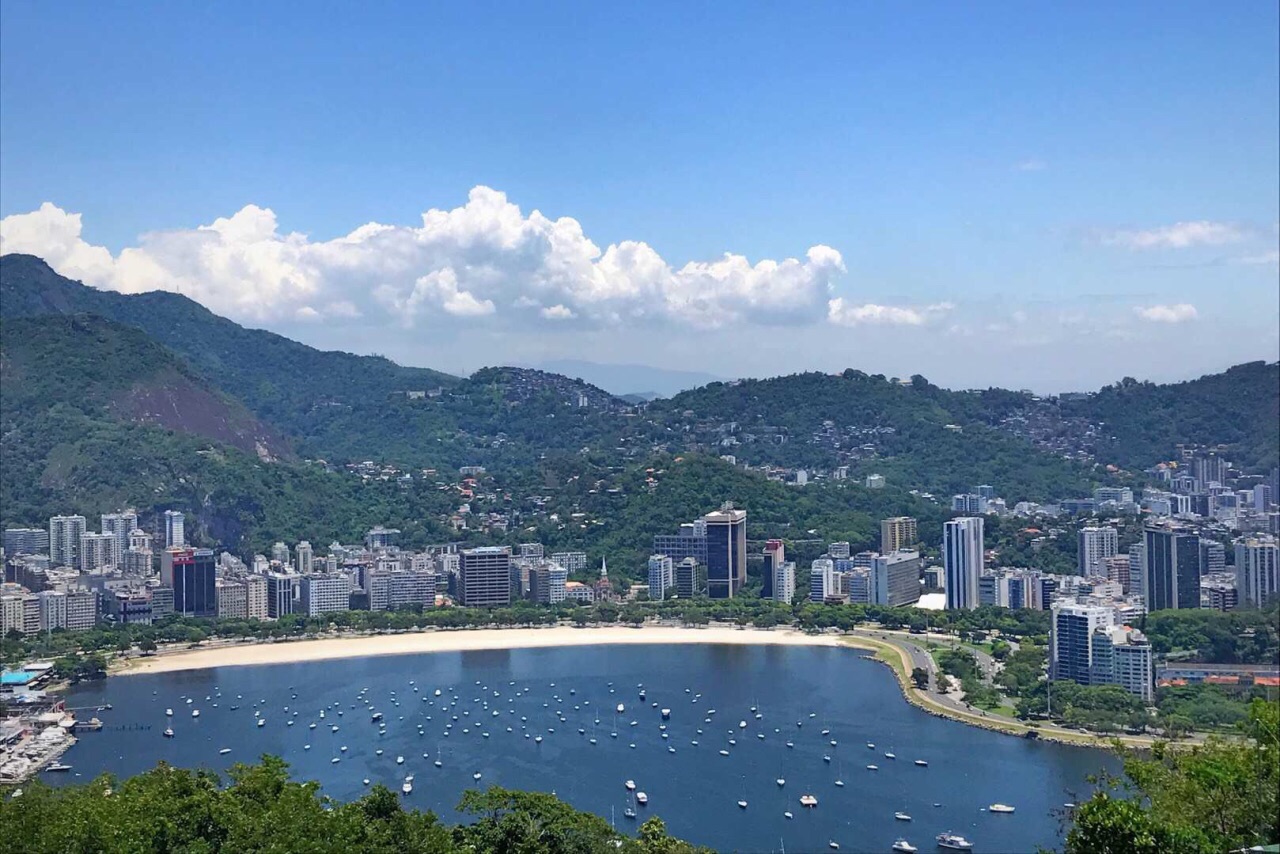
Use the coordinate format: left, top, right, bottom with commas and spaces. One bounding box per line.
78, 532, 116, 572
4, 528, 50, 557
951, 494, 984, 514
1050, 601, 1114, 684
676, 558, 702, 599
761, 539, 785, 599
1102, 555, 1132, 592
1235, 536, 1278, 607
266, 572, 297, 619
295, 541, 314, 575
772, 560, 795, 604
870, 550, 922, 606
647, 554, 674, 601
880, 517, 918, 554
1090, 625, 1154, 702
299, 573, 350, 616
216, 579, 249, 619
943, 517, 984, 610
49, 515, 87, 567
1144, 526, 1200, 611
101, 511, 138, 563
549, 552, 587, 573
810, 558, 835, 603
1199, 540, 1226, 576
163, 510, 186, 548
160, 547, 217, 616
827, 541, 852, 560
245, 574, 269, 620
1078, 526, 1118, 577
703, 508, 746, 599
459, 547, 512, 607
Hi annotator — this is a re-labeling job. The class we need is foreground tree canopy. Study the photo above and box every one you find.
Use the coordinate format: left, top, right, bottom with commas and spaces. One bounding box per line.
1064, 699, 1279, 854
0, 756, 709, 854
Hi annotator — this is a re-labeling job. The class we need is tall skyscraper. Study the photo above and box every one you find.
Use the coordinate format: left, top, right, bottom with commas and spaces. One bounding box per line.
1078, 526, 1119, 576
943, 517, 984, 610
1235, 536, 1278, 607
49, 515, 87, 567
761, 539, 785, 599
160, 547, 217, 617
1199, 539, 1226, 576
163, 510, 186, 548
647, 554, 674, 601
459, 547, 512, 607
880, 517, 918, 554
1144, 526, 1200, 611
703, 508, 746, 599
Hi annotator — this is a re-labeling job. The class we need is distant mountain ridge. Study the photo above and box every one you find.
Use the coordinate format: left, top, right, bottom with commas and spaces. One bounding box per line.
2, 252, 1276, 552
533, 358, 726, 398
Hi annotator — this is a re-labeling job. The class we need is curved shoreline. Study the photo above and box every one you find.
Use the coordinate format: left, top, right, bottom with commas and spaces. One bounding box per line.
116, 625, 841, 676
109, 624, 1151, 751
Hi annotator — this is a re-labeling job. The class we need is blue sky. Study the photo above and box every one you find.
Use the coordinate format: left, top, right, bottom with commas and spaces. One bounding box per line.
2, 2, 1277, 391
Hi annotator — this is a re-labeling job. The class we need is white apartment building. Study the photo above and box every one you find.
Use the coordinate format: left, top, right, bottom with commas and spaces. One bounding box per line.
944, 517, 984, 610
1078, 526, 1119, 577
647, 555, 674, 601
299, 573, 351, 616
49, 515, 87, 567
772, 560, 796, 604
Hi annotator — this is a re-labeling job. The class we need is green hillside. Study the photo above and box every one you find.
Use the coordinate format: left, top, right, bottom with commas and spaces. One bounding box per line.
1063, 363, 1280, 471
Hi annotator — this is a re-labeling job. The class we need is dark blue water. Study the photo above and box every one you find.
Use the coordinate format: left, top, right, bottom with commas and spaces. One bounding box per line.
57, 645, 1111, 852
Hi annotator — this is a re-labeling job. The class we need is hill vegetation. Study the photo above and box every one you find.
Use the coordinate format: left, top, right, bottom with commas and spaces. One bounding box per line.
1062, 362, 1280, 471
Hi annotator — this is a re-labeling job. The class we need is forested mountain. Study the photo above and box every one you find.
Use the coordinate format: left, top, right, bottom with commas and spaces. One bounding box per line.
0, 254, 458, 429
1062, 363, 1280, 471
2, 252, 1275, 558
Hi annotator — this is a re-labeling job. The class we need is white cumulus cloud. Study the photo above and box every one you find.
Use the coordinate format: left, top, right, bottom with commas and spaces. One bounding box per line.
827, 299, 953, 327
1100, 221, 1247, 250
1134, 303, 1198, 323
1, 188, 869, 331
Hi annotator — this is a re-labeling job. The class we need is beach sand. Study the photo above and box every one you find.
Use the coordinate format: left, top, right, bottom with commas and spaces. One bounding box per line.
118, 626, 843, 676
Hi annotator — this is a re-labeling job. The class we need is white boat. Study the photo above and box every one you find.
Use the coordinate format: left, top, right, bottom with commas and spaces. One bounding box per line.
165, 709, 173, 716
738, 720, 747, 729
257, 718, 265, 727
936, 832, 973, 850
625, 780, 636, 791
891, 839, 918, 853
866, 764, 878, 771
163, 728, 174, 738
737, 800, 748, 809
330, 757, 340, 764
894, 811, 911, 821
776, 778, 786, 787
784, 811, 794, 819
866, 742, 875, 749
616, 704, 625, 713
989, 803, 1015, 814
914, 759, 928, 767
402, 782, 413, 794
834, 779, 844, 787
473, 772, 482, 781
635, 792, 648, 805
46, 763, 72, 772
623, 807, 636, 819
219, 748, 231, 755
800, 794, 818, 807
191, 710, 200, 718
661, 708, 671, 719
884, 752, 896, 759
719, 749, 730, 756
829, 843, 839, 850
396, 755, 404, 765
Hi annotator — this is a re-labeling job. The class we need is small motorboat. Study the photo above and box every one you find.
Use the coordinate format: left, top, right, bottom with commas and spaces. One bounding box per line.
914, 759, 928, 767
894, 811, 912, 821
218, 748, 231, 755
891, 840, 918, 853
737, 800, 748, 809
989, 803, 1015, 814
635, 792, 648, 805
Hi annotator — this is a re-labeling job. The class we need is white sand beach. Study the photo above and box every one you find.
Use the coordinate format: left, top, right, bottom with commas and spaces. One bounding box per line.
118, 626, 844, 676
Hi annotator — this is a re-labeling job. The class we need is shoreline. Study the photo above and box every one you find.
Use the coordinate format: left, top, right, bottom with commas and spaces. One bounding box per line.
115, 625, 842, 676
106, 624, 1156, 751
